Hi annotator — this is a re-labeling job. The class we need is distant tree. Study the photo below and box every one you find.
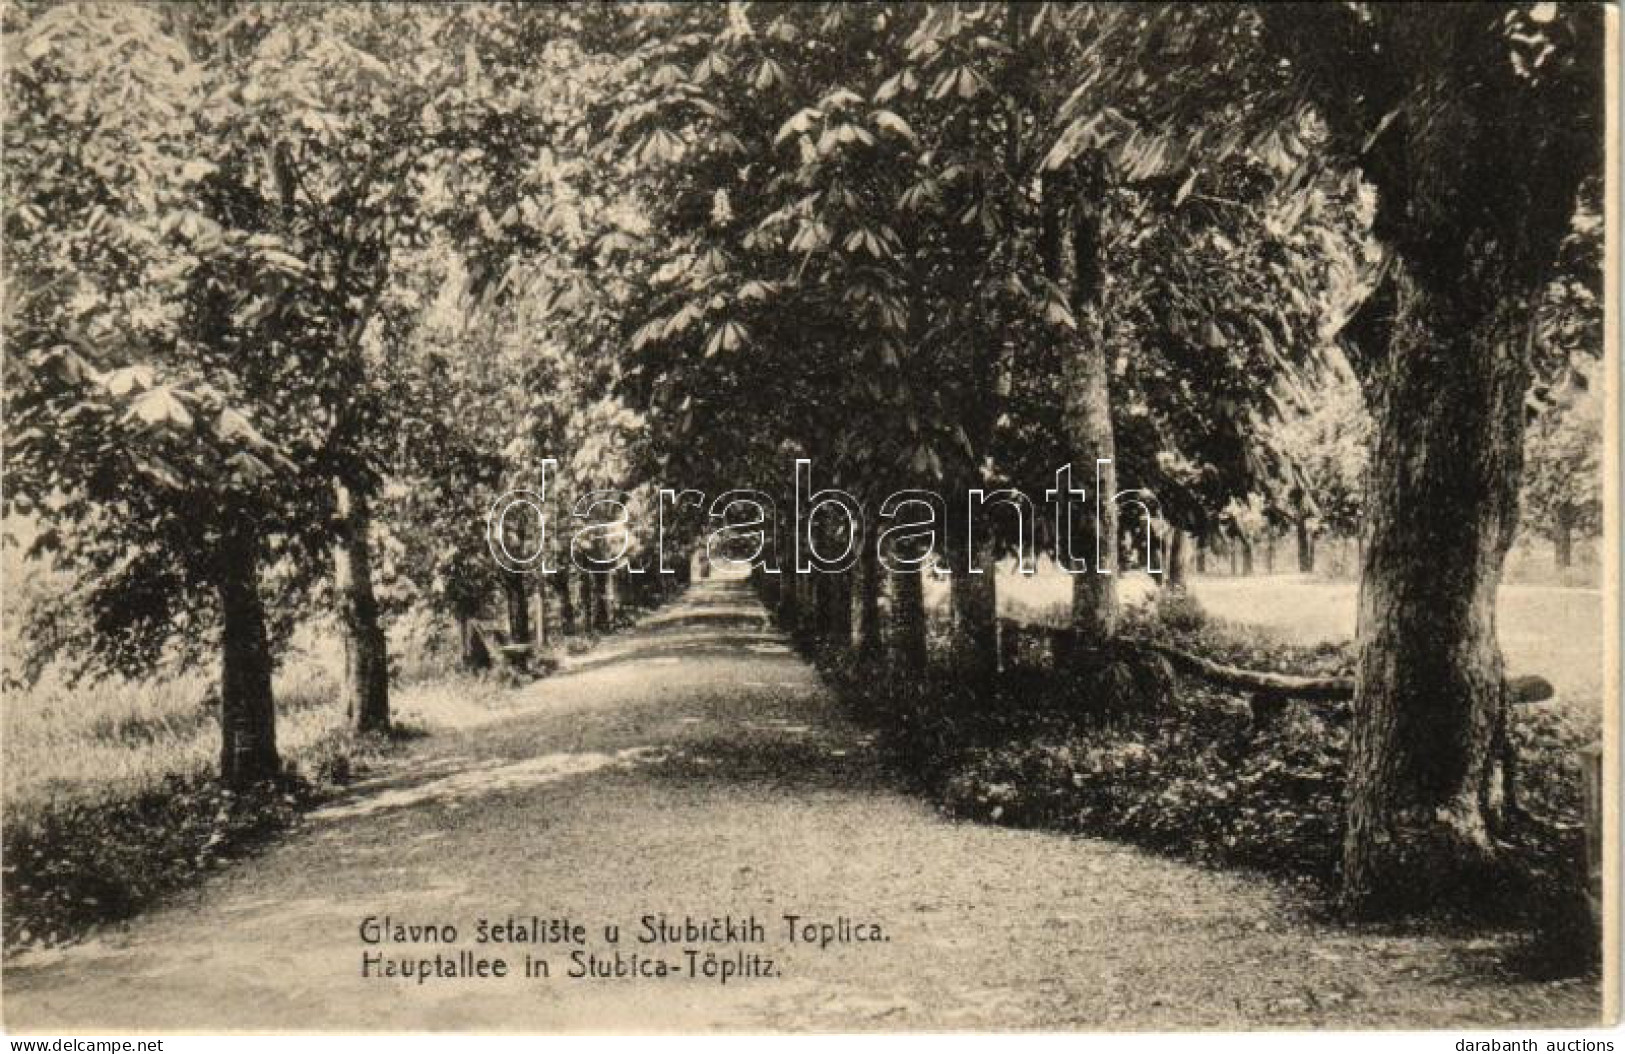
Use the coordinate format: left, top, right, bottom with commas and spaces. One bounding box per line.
1523, 358, 1602, 569
1270, 361, 1369, 573
1521, 198, 1606, 571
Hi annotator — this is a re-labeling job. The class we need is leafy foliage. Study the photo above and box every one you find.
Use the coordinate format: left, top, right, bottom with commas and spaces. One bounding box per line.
1523, 358, 1604, 556
1, 0, 1606, 940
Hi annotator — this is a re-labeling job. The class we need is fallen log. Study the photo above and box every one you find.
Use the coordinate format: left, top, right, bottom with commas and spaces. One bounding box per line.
1124, 638, 1554, 706
1121, 637, 1353, 701
997, 617, 1554, 705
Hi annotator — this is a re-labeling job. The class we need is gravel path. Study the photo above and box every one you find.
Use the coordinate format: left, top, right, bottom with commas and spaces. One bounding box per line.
2, 577, 1601, 1031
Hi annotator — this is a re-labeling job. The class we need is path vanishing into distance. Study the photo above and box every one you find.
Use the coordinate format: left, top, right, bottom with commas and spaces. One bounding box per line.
3, 576, 1599, 1031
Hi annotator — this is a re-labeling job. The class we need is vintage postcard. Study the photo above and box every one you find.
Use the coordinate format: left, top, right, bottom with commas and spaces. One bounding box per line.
1, 1, 1618, 1037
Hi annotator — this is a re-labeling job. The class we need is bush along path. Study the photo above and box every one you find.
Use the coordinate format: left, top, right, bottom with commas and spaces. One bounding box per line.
0, 588, 675, 962
796, 588, 1600, 980
2, 577, 1600, 1031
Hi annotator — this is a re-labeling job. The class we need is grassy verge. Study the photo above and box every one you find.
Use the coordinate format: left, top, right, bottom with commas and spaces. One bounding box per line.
0, 647, 426, 953
2, 596, 676, 955
1, 727, 412, 952
2, 613, 466, 953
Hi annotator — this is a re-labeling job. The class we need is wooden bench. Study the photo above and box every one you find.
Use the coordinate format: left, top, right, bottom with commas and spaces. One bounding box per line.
469, 622, 558, 676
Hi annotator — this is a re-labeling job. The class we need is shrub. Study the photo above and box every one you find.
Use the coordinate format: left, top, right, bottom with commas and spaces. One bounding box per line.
806, 595, 1597, 967
3, 773, 308, 950
1146, 587, 1208, 635
935, 689, 1348, 886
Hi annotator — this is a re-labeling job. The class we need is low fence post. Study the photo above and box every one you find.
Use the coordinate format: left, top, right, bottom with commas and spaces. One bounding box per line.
1581, 740, 1604, 930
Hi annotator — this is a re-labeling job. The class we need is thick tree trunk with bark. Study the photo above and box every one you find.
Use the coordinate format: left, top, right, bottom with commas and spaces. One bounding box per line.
1239, 534, 1255, 576
1342, 266, 1528, 916
1166, 529, 1188, 590
217, 527, 280, 788
1046, 186, 1118, 649
334, 484, 389, 733
1257, 0, 1603, 916
1296, 517, 1315, 574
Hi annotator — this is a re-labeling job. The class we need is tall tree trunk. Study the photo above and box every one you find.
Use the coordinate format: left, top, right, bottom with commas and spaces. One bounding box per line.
1195, 538, 1207, 575
1555, 507, 1575, 568
1264, 531, 1277, 574
334, 484, 389, 733
1167, 529, 1188, 590
820, 566, 853, 649
771, 530, 798, 629
1240, 533, 1255, 576
553, 566, 577, 636
1296, 516, 1315, 573
1342, 266, 1527, 916
615, 564, 633, 614
947, 544, 998, 677
1228, 543, 1239, 577
590, 570, 612, 633
534, 577, 550, 649
854, 540, 884, 662
457, 613, 490, 672
582, 571, 600, 634
1256, 0, 1603, 912
806, 570, 826, 637
503, 572, 531, 644
1046, 183, 1118, 649
944, 476, 998, 674
887, 564, 928, 674
217, 526, 279, 788
797, 571, 817, 635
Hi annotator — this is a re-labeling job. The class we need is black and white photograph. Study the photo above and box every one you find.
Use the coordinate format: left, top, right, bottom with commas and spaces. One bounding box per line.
0, 0, 1618, 1038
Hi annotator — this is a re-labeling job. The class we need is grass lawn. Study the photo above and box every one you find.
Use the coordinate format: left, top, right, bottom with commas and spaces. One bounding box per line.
1189, 574, 1603, 713
926, 563, 1604, 715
